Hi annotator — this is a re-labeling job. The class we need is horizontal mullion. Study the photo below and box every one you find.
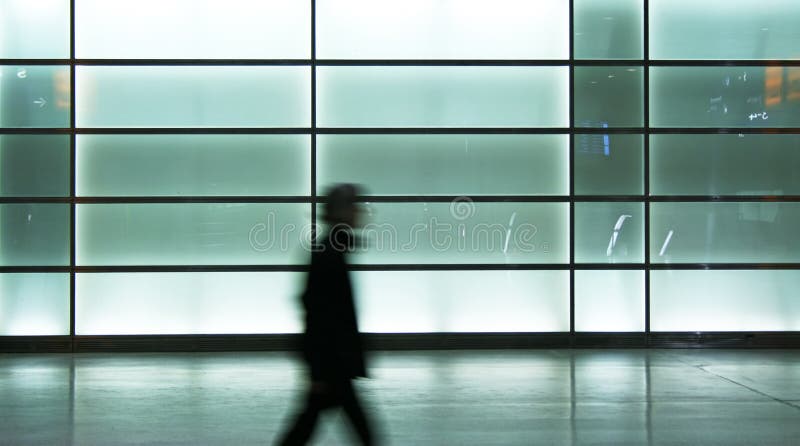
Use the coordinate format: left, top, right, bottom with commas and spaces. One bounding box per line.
0, 266, 71, 273
4, 128, 799, 135
74, 196, 313, 204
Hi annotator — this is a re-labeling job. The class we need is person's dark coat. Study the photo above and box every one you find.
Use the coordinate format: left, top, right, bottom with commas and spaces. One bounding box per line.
300, 228, 366, 381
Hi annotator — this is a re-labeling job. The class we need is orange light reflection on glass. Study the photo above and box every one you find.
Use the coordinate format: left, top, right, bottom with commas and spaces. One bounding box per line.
764, 66, 782, 108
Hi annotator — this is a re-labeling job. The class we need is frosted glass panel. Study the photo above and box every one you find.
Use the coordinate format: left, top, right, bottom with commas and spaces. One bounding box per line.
651, 202, 800, 263
0, 204, 69, 266
317, 135, 568, 196
575, 270, 644, 332
76, 272, 303, 335
76, 0, 309, 59
575, 67, 643, 127
575, 134, 643, 195
574, 0, 643, 59
0, 273, 69, 335
355, 271, 569, 332
650, 67, 800, 128
1, 135, 69, 197
343, 202, 568, 264
0, 66, 71, 128
650, 0, 800, 60
316, 0, 568, 59
77, 203, 309, 265
0, 0, 69, 58
317, 67, 569, 127
575, 202, 644, 263
76, 66, 310, 128
650, 134, 800, 196
651, 270, 800, 331
77, 135, 310, 196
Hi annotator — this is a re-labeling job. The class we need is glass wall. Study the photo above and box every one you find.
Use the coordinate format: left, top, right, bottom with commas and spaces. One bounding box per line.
2, 1, 798, 337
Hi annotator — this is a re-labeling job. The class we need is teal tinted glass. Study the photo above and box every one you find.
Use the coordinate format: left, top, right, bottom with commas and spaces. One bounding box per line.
575, 270, 644, 332
0, 0, 70, 58
317, 0, 569, 59
0, 135, 69, 197
0, 66, 71, 128
575, 67, 643, 127
75, 66, 310, 128
0, 273, 69, 335
76, 272, 303, 335
650, 134, 800, 196
317, 135, 568, 196
651, 202, 800, 263
77, 135, 310, 196
76, 0, 310, 59
651, 270, 800, 331
76, 203, 309, 266
326, 202, 569, 264
355, 271, 570, 332
575, 202, 644, 263
574, 134, 643, 195
0, 204, 69, 266
317, 66, 569, 128
574, 0, 643, 59
650, 0, 800, 60
650, 67, 800, 128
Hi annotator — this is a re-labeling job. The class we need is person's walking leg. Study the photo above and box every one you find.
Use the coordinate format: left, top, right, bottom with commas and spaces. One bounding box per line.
276, 388, 329, 446
338, 380, 375, 446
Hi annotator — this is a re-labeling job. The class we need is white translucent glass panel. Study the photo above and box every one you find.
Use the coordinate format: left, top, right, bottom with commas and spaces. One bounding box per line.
574, 134, 643, 195
651, 270, 800, 331
651, 202, 800, 263
75, 0, 309, 59
574, 0, 643, 59
316, 0, 568, 59
574, 67, 643, 127
77, 135, 310, 196
1, 135, 69, 196
317, 135, 568, 196
650, 0, 800, 60
75, 272, 303, 335
76, 67, 310, 128
0, 204, 70, 266
0, 273, 69, 335
344, 202, 568, 264
0, 66, 71, 128
650, 134, 800, 196
0, 0, 69, 58
575, 202, 644, 263
76, 203, 309, 265
650, 67, 800, 128
317, 67, 569, 127
575, 270, 644, 332
354, 270, 569, 332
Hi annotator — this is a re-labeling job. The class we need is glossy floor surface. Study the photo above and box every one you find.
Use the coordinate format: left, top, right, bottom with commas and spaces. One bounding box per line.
1, 349, 799, 445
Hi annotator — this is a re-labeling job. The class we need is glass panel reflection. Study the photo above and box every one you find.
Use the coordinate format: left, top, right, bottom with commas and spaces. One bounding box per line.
651, 202, 800, 263
76, 66, 310, 128
355, 270, 570, 332
0, 135, 69, 197
650, 134, 800, 196
77, 135, 310, 196
650, 66, 800, 128
76, 203, 309, 265
574, 0, 643, 59
574, 134, 643, 195
317, 134, 568, 196
575, 270, 644, 332
76, 272, 303, 335
0, 273, 69, 335
0, 204, 70, 266
317, 66, 569, 128
0, 66, 71, 128
575, 67, 643, 127
0, 0, 70, 58
575, 202, 644, 263
651, 270, 800, 331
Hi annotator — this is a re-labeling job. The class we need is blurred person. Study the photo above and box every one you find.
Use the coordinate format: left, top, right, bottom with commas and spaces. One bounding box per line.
276, 183, 376, 446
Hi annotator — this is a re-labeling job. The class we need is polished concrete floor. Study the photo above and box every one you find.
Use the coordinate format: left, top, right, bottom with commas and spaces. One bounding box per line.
1, 349, 799, 445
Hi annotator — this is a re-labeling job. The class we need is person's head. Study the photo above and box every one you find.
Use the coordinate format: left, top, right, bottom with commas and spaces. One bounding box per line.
322, 183, 363, 228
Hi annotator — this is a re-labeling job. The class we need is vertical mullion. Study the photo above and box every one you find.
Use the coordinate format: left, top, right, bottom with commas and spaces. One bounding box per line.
69, 0, 77, 349
643, 0, 651, 343
568, 0, 576, 341
310, 0, 317, 239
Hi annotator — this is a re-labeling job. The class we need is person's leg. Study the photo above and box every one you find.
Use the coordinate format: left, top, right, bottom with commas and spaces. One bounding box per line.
336, 380, 375, 446
276, 386, 330, 446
